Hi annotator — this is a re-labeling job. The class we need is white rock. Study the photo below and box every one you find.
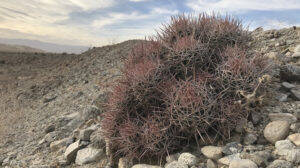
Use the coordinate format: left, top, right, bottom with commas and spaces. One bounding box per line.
50, 138, 69, 152
285, 149, 300, 164
207, 159, 217, 168
229, 159, 258, 168
75, 147, 104, 165
294, 45, 300, 53
218, 154, 241, 166
263, 121, 290, 144
64, 140, 81, 163
132, 164, 162, 168
201, 146, 223, 160
178, 153, 198, 166
165, 161, 188, 168
287, 133, 300, 146
267, 160, 292, 168
275, 140, 295, 156
268, 113, 297, 124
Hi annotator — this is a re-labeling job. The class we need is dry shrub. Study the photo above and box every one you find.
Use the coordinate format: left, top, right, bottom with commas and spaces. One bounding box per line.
101, 13, 269, 162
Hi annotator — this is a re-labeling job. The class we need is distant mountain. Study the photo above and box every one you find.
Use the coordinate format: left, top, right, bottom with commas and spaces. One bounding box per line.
0, 38, 89, 54
0, 43, 44, 53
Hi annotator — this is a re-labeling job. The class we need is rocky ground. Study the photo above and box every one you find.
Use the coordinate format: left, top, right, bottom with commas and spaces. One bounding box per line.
0, 27, 299, 168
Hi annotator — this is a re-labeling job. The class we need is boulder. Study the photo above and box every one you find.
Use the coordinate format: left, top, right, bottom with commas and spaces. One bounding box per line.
207, 159, 217, 168
263, 121, 290, 144
290, 89, 300, 101
280, 64, 300, 82
229, 159, 258, 168
268, 113, 297, 124
287, 133, 300, 146
178, 153, 198, 166
64, 140, 81, 163
132, 164, 162, 168
218, 154, 241, 166
165, 161, 188, 168
267, 160, 292, 168
201, 146, 223, 160
75, 147, 104, 165
281, 82, 296, 91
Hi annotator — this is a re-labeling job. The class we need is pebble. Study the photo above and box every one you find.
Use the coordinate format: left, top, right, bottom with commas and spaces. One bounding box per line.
275, 140, 295, 156
281, 82, 296, 91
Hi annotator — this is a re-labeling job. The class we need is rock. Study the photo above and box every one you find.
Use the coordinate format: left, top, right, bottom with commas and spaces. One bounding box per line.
243, 133, 257, 145
290, 89, 300, 101
267, 160, 292, 168
280, 64, 300, 82
79, 128, 95, 141
263, 121, 290, 144
165, 161, 188, 168
44, 124, 55, 133
132, 164, 162, 168
64, 140, 82, 163
75, 147, 104, 165
43, 95, 57, 103
287, 133, 300, 146
80, 106, 102, 122
118, 157, 133, 168
268, 113, 297, 124
229, 159, 258, 168
241, 151, 271, 167
201, 146, 223, 160
285, 149, 300, 164
266, 52, 278, 59
275, 140, 295, 156
50, 138, 72, 152
250, 112, 261, 125
235, 119, 247, 133
294, 110, 300, 120
290, 122, 300, 133
292, 52, 300, 58
218, 154, 241, 166
281, 82, 296, 91
222, 142, 243, 155
2, 157, 10, 166
178, 153, 198, 166
207, 159, 217, 168
166, 153, 180, 163
275, 93, 288, 102
44, 132, 57, 144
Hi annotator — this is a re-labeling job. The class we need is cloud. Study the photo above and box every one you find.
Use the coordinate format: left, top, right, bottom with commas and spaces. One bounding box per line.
0, 0, 117, 45
255, 19, 300, 30
151, 8, 179, 15
187, 0, 300, 13
129, 0, 150, 2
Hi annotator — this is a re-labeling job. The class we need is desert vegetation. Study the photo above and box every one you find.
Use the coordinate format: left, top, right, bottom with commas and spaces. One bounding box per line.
101, 14, 270, 162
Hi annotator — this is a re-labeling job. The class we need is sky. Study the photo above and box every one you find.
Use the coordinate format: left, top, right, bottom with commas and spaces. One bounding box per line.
0, 0, 300, 47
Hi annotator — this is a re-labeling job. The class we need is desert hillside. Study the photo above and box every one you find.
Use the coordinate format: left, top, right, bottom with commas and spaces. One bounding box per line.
0, 25, 299, 168
0, 43, 44, 53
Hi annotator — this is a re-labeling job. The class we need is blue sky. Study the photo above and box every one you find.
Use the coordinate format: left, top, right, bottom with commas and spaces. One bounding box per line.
0, 0, 299, 47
